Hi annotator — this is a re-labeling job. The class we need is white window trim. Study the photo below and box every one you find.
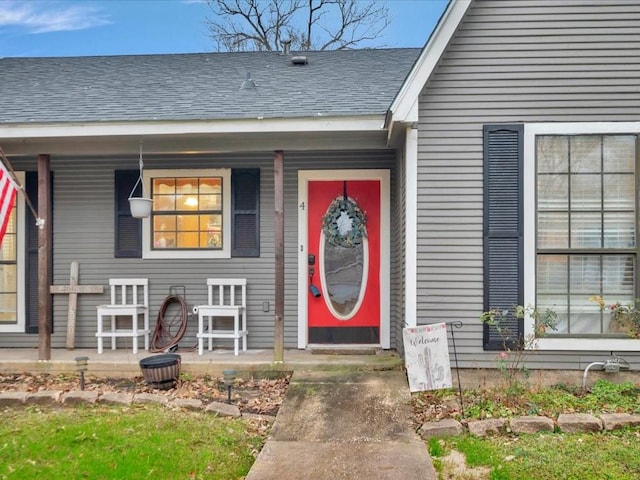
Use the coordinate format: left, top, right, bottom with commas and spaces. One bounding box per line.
142, 168, 231, 260
524, 122, 640, 351
0, 171, 25, 333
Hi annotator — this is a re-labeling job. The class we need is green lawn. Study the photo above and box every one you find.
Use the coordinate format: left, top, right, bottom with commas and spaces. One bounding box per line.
429, 430, 640, 480
0, 404, 265, 480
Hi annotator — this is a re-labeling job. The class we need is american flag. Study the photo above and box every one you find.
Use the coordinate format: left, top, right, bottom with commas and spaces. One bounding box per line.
0, 159, 17, 247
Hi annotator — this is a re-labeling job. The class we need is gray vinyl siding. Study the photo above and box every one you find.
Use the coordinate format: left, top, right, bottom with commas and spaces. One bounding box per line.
417, 0, 640, 369
0, 150, 398, 350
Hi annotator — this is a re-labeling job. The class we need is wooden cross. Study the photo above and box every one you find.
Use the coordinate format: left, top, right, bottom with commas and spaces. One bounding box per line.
50, 261, 104, 350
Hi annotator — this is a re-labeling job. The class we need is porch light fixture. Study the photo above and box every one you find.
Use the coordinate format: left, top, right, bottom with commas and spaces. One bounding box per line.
74, 356, 89, 391
128, 143, 153, 218
223, 369, 236, 404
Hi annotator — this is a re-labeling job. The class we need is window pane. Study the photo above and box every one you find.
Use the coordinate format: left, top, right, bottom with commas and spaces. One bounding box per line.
602, 255, 634, 297
570, 136, 601, 173
569, 255, 601, 294
0, 234, 16, 261
568, 296, 601, 334
571, 174, 601, 210
603, 135, 636, 173
603, 212, 635, 248
537, 255, 568, 334
570, 212, 602, 248
537, 136, 568, 173
538, 212, 568, 248
200, 177, 222, 192
0, 292, 17, 323
537, 255, 568, 294
604, 173, 634, 210
176, 178, 198, 194
200, 194, 221, 210
538, 174, 568, 210
0, 263, 17, 323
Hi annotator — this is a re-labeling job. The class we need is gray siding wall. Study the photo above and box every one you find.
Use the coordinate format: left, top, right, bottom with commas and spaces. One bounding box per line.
0, 149, 398, 350
417, 0, 640, 369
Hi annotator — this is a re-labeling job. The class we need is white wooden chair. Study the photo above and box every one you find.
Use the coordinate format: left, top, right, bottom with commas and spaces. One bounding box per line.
96, 278, 149, 354
196, 278, 247, 356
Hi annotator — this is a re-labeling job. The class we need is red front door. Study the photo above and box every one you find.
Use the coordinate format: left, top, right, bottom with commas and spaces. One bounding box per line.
307, 179, 381, 344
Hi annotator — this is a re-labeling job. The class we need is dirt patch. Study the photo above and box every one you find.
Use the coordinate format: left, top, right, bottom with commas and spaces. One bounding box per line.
438, 449, 491, 480
0, 372, 290, 416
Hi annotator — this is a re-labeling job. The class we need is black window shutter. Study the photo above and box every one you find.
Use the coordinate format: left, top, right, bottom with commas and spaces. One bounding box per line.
25, 171, 53, 333
231, 169, 260, 257
483, 125, 524, 350
115, 170, 142, 258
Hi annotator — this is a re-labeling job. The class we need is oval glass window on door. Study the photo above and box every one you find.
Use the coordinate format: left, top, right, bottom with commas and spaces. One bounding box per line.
319, 195, 369, 320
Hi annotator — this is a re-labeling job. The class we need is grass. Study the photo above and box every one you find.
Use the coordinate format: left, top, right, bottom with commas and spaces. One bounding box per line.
0, 404, 265, 480
432, 430, 640, 480
416, 379, 640, 479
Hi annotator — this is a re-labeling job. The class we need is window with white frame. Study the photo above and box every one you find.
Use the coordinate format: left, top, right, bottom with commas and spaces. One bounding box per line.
523, 122, 640, 351
142, 169, 231, 259
0, 171, 25, 333
0, 203, 17, 324
534, 133, 637, 338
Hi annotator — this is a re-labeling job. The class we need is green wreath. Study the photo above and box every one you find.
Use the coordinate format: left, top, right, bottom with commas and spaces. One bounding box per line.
322, 196, 367, 248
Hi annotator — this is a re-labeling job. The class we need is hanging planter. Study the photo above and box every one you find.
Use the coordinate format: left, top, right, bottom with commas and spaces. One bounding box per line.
129, 197, 152, 218
129, 143, 152, 219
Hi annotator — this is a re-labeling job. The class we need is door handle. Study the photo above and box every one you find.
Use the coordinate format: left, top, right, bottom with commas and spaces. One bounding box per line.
308, 254, 321, 298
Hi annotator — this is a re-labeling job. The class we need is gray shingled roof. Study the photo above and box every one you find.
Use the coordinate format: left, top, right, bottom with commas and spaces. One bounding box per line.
0, 49, 420, 124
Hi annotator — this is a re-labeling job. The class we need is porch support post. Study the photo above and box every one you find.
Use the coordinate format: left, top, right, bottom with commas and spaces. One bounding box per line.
273, 150, 285, 362
405, 127, 418, 327
38, 154, 52, 360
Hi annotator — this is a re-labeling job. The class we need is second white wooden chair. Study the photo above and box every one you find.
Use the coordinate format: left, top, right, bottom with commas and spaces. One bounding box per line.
196, 278, 247, 355
96, 278, 149, 354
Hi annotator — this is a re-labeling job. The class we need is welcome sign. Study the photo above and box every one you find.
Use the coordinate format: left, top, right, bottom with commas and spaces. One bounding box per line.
403, 322, 452, 392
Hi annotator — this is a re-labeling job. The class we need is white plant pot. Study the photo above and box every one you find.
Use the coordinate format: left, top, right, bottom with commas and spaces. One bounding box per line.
129, 197, 153, 218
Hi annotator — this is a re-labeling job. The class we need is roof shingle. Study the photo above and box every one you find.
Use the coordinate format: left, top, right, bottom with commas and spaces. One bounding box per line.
0, 49, 420, 124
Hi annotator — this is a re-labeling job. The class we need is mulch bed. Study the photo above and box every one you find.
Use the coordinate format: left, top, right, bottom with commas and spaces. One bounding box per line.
0, 373, 290, 416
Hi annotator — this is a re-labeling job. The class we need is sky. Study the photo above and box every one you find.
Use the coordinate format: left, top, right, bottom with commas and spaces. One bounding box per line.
0, 0, 449, 58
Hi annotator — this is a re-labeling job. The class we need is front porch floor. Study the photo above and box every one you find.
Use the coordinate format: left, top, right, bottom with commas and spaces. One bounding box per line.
0, 348, 403, 378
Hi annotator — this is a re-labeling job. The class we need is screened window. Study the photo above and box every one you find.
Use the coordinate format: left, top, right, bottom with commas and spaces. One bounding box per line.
536, 134, 637, 336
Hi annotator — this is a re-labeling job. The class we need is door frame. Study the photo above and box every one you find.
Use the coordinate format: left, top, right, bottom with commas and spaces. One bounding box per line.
297, 169, 390, 349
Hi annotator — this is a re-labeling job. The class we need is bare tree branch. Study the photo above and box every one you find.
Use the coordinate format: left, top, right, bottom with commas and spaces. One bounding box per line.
205, 0, 389, 51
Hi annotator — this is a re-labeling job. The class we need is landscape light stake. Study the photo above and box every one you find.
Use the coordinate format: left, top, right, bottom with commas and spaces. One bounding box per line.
223, 370, 236, 404
75, 356, 89, 391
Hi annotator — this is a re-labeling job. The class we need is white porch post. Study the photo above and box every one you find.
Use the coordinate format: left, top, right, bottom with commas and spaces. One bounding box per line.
405, 127, 418, 328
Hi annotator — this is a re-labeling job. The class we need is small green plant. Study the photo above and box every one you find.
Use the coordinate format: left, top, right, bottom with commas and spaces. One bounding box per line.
480, 305, 557, 392
427, 437, 446, 457
606, 299, 640, 338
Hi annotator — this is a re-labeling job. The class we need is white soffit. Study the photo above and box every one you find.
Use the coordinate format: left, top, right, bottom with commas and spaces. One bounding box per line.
387, 0, 471, 125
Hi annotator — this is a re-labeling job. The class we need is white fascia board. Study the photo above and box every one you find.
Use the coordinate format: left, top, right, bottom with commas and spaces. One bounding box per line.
387, 0, 471, 125
0, 115, 385, 140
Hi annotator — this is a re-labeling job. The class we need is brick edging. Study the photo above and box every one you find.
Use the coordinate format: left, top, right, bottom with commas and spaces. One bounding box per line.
0, 390, 275, 422
420, 413, 640, 439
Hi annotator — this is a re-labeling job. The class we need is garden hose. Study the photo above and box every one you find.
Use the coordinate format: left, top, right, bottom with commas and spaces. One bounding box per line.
150, 293, 196, 352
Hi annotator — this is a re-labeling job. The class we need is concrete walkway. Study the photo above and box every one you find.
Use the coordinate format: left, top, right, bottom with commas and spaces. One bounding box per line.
246, 369, 437, 480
